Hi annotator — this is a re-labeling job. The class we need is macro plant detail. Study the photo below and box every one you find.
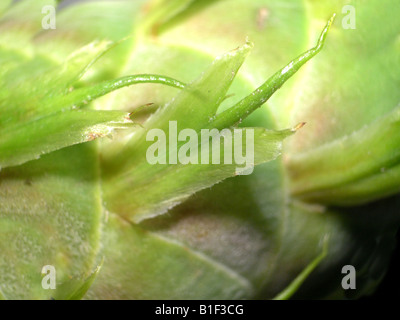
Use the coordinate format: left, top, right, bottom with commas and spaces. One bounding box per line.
0, 0, 399, 300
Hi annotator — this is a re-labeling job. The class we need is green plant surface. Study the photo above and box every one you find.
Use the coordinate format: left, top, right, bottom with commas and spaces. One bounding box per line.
0, 0, 399, 300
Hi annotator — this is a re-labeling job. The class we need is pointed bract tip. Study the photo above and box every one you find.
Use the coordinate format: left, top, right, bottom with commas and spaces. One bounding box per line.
325, 13, 336, 30
237, 40, 254, 58
315, 13, 336, 51
220, 41, 254, 60
244, 40, 255, 50
129, 103, 155, 118
293, 122, 306, 131
234, 41, 253, 54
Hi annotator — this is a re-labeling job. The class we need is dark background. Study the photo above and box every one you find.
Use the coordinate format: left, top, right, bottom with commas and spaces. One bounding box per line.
365, 230, 400, 299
